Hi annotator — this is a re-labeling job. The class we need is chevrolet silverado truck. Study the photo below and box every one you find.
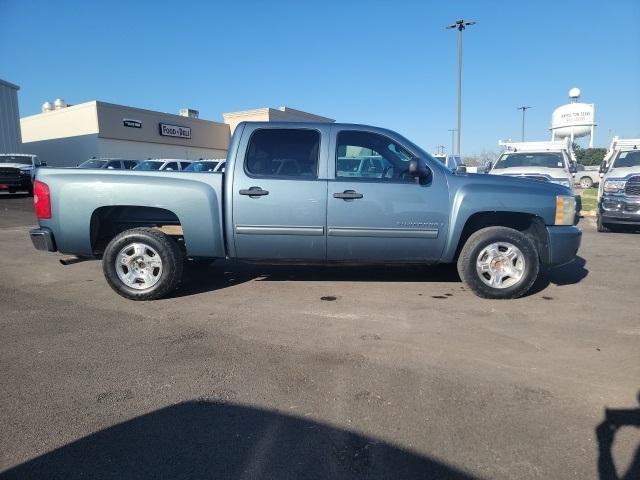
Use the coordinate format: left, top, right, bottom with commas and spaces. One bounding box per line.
29, 122, 581, 300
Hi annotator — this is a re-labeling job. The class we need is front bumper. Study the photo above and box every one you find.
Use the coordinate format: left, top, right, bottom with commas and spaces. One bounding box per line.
0, 175, 32, 190
30, 227, 57, 252
546, 225, 581, 266
598, 195, 640, 225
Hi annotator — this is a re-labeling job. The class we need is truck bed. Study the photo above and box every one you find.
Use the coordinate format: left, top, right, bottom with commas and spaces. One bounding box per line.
35, 168, 226, 258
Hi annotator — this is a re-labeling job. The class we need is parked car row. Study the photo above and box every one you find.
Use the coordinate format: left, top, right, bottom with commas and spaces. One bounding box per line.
76, 158, 226, 173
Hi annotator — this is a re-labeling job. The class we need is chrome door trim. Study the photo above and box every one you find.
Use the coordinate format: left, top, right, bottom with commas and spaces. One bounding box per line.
327, 227, 438, 238
235, 225, 325, 236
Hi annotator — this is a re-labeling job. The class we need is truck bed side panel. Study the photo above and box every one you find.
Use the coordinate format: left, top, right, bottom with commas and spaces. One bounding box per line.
36, 169, 225, 258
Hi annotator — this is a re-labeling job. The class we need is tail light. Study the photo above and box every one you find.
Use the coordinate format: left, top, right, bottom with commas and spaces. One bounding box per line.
33, 180, 52, 219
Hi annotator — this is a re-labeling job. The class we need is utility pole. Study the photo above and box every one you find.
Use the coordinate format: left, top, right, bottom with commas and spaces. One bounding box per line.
517, 106, 531, 141
447, 19, 476, 156
448, 129, 457, 155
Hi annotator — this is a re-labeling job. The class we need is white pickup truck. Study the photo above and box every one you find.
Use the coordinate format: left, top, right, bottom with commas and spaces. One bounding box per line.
489, 140, 577, 191
597, 137, 640, 232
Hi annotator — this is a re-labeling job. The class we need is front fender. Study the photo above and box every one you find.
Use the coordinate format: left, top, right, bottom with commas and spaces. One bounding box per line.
442, 176, 561, 262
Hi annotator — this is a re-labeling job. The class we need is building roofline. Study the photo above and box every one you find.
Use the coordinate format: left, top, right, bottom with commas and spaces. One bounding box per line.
20, 101, 98, 121
21, 99, 228, 127
276, 106, 335, 122
222, 106, 334, 122
95, 101, 228, 126
0, 78, 20, 90
222, 108, 271, 119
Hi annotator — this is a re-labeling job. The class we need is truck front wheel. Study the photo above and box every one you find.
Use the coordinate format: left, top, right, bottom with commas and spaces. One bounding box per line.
457, 226, 539, 299
102, 228, 183, 300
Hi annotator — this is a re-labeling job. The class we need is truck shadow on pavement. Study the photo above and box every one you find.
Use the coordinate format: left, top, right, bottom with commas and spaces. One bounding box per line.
0, 401, 478, 480
528, 255, 589, 295
176, 257, 588, 298
176, 262, 462, 297
595, 393, 640, 480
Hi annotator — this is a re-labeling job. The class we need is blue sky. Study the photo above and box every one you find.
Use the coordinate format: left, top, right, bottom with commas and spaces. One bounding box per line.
1, 0, 639, 154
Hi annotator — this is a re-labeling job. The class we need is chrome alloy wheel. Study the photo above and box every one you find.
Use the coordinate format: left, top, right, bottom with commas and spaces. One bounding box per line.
475, 242, 526, 289
115, 242, 163, 290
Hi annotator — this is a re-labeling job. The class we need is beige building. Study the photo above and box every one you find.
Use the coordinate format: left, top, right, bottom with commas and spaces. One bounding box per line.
21, 101, 230, 167
223, 106, 334, 134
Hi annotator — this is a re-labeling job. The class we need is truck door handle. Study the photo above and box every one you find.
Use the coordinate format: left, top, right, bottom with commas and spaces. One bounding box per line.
239, 186, 269, 197
333, 190, 363, 200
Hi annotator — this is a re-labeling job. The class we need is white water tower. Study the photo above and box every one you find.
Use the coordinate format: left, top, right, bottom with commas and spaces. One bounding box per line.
550, 88, 596, 147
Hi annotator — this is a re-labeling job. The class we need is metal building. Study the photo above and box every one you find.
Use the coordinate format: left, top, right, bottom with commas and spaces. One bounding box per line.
0, 79, 23, 153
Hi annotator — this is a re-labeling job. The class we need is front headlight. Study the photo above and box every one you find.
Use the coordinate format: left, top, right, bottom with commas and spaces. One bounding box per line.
555, 195, 576, 225
603, 180, 626, 193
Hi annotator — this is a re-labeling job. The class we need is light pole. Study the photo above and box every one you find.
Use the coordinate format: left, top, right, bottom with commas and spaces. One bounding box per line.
517, 106, 531, 141
447, 19, 475, 156
448, 129, 457, 155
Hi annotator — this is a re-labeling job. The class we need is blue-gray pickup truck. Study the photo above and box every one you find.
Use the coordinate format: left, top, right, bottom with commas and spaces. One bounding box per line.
30, 122, 581, 300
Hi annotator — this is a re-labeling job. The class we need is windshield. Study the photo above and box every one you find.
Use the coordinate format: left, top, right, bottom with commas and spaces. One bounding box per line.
493, 152, 564, 169
612, 151, 640, 169
0, 155, 32, 166
184, 161, 219, 172
78, 159, 107, 168
135, 161, 163, 171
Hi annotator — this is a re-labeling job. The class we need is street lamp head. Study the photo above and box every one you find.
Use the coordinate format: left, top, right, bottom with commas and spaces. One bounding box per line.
446, 19, 476, 31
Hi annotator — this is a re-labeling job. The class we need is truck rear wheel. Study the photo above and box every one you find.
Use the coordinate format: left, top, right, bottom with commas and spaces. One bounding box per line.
102, 227, 183, 300
457, 226, 539, 299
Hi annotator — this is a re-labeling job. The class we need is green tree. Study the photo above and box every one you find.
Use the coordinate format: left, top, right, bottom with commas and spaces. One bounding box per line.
572, 143, 606, 166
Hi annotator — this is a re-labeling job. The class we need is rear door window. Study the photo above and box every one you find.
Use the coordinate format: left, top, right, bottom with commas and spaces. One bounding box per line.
245, 129, 320, 179
163, 162, 179, 171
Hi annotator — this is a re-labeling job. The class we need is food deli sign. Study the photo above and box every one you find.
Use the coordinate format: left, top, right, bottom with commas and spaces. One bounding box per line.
159, 123, 191, 139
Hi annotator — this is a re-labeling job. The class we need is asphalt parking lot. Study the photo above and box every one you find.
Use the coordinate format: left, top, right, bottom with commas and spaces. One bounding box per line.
1, 193, 638, 479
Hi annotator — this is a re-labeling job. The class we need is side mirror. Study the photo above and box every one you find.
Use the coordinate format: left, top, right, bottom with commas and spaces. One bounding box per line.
485, 161, 493, 173
599, 162, 608, 174
455, 165, 467, 174
409, 157, 430, 181
569, 163, 577, 175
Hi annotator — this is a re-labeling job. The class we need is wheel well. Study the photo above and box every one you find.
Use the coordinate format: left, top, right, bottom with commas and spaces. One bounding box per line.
90, 206, 181, 254
456, 212, 549, 264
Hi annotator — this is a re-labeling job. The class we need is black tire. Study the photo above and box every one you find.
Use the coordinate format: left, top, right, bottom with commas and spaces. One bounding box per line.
457, 226, 540, 299
102, 227, 183, 300
8, 188, 16, 194
596, 215, 611, 233
579, 177, 593, 189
